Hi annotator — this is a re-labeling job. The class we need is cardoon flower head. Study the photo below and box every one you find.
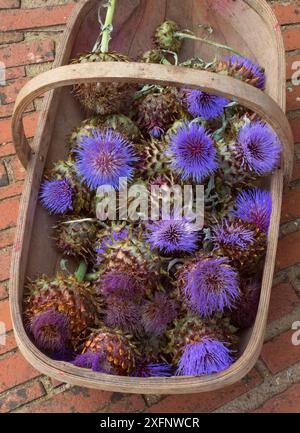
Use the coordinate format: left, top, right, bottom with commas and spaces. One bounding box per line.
104, 297, 142, 335
73, 352, 112, 373
29, 309, 71, 353
183, 89, 229, 120
223, 55, 266, 89
95, 228, 129, 264
141, 292, 178, 336
236, 121, 282, 175
212, 220, 255, 251
176, 338, 234, 376
132, 361, 174, 377
232, 188, 272, 234
168, 123, 218, 182
231, 279, 261, 329
100, 271, 142, 300
182, 256, 240, 316
75, 129, 137, 190
146, 219, 199, 254
40, 178, 73, 214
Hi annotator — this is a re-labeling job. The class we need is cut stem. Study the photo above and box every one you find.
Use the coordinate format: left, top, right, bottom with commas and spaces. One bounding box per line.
100, 0, 117, 53
85, 273, 98, 282
174, 31, 244, 57
75, 261, 88, 283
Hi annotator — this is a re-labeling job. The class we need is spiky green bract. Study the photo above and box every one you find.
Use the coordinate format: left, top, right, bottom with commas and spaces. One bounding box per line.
72, 52, 137, 115
166, 314, 238, 368
42, 158, 94, 215
24, 274, 101, 350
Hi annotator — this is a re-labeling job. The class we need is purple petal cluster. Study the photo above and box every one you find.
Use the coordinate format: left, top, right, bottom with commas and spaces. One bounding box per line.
100, 271, 142, 300
176, 338, 234, 376
104, 297, 142, 335
232, 188, 272, 234
132, 361, 174, 377
40, 178, 73, 214
183, 256, 240, 316
141, 292, 178, 336
147, 219, 199, 254
168, 123, 218, 182
73, 352, 112, 373
226, 55, 266, 89
75, 129, 137, 190
184, 89, 229, 120
29, 309, 71, 353
237, 121, 282, 175
211, 219, 255, 251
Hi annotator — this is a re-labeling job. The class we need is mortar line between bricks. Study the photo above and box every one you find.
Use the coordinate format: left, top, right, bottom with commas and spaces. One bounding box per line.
0, 376, 46, 402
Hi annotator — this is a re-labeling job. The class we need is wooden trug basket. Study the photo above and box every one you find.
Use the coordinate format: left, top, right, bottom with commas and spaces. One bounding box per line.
10, 0, 294, 394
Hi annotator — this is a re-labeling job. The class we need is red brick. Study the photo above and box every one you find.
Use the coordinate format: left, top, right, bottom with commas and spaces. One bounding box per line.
283, 27, 300, 52
0, 197, 20, 230
0, 351, 40, 393
0, 102, 34, 119
281, 187, 300, 223
0, 381, 45, 413
148, 369, 262, 413
0, 112, 38, 143
289, 117, 300, 143
272, 2, 300, 25
0, 333, 17, 355
0, 160, 8, 186
0, 300, 12, 331
5, 66, 25, 81
276, 230, 300, 270
261, 330, 300, 374
0, 182, 23, 200
0, 143, 15, 158
268, 283, 300, 323
0, 0, 19, 8
0, 249, 11, 282
0, 4, 74, 32
286, 54, 300, 80
292, 159, 300, 181
0, 32, 23, 45
286, 84, 300, 112
0, 282, 7, 300
0, 77, 29, 105
10, 157, 26, 181
22, 387, 113, 413
104, 394, 145, 413
0, 39, 54, 68
255, 383, 300, 413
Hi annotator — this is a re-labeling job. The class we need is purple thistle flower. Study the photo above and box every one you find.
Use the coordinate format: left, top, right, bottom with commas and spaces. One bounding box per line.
226, 55, 266, 89
236, 121, 282, 175
95, 228, 129, 264
132, 361, 174, 377
183, 256, 240, 316
211, 219, 255, 251
141, 292, 178, 336
75, 129, 137, 190
104, 297, 142, 335
231, 279, 261, 329
100, 271, 142, 300
176, 338, 234, 376
73, 352, 112, 373
29, 309, 71, 353
168, 123, 218, 182
146, 219, 199, 254
40, 178, 73, 214
183, 89, 229, 120
232, 188, 272, 234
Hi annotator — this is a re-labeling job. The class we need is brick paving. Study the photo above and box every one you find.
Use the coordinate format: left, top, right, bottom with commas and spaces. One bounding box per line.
0, 0, 300, 413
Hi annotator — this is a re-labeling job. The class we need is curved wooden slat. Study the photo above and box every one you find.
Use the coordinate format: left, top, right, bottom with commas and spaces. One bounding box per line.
12, 62, 293, 181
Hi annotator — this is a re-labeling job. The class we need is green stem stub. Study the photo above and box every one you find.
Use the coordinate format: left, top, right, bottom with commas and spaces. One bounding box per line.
100, 0, 117, 53
75, 261, 88, 283
174, 31, 245, 58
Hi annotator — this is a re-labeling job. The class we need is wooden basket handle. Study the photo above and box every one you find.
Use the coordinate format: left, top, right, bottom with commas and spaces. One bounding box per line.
12, 62, 294, 182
